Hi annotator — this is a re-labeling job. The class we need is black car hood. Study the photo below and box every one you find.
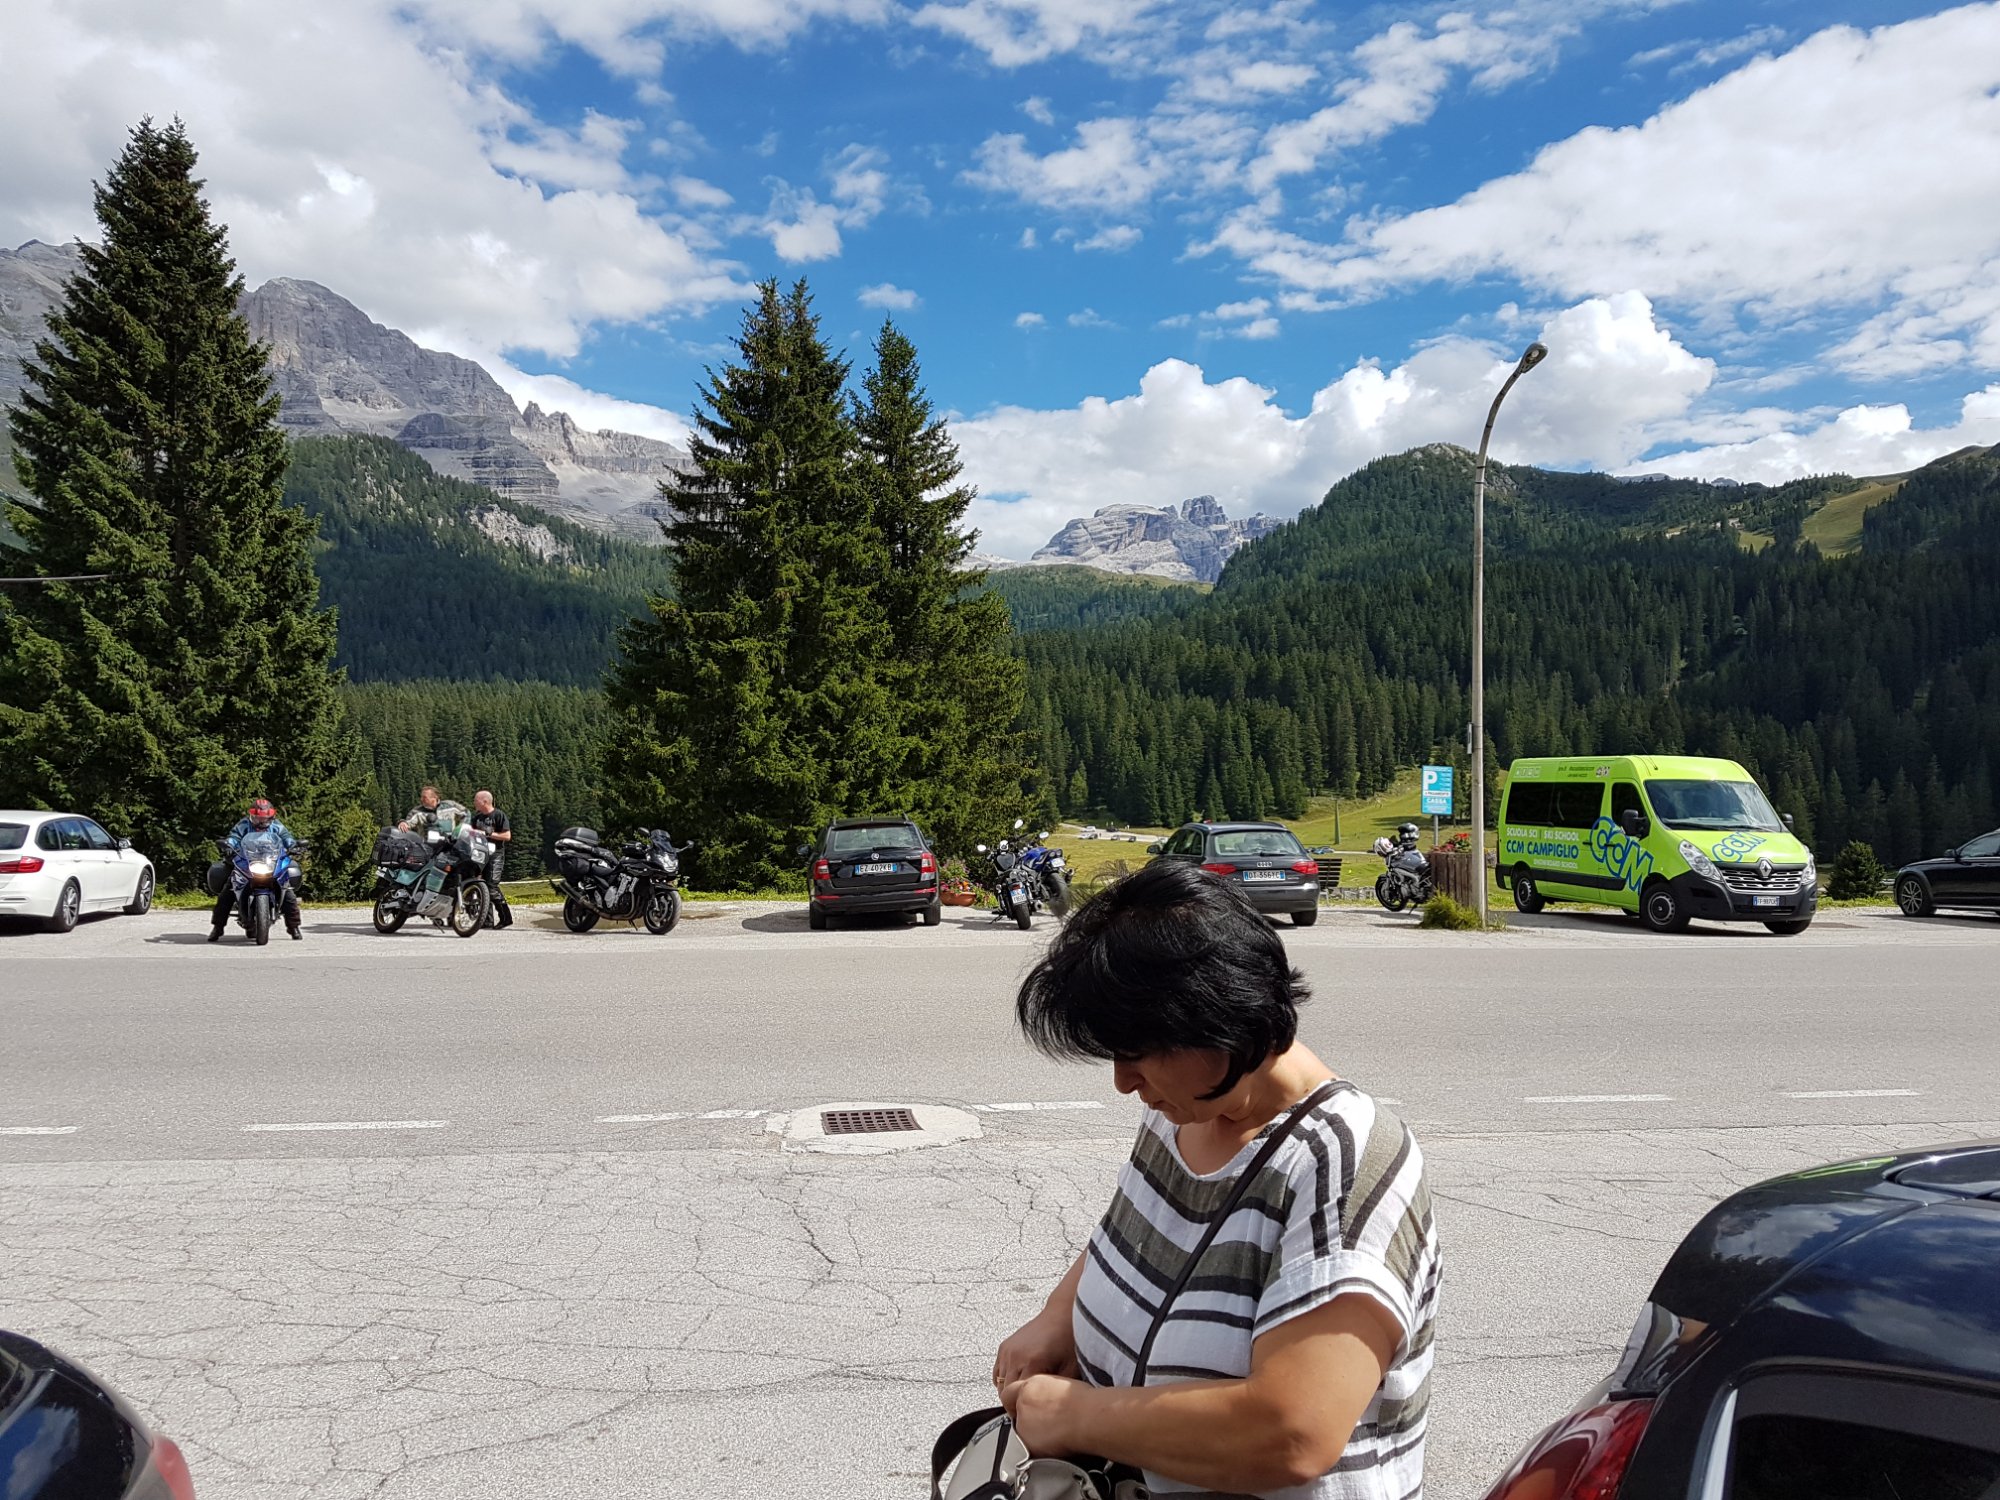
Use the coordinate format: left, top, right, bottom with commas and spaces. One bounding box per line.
1649, 1141, 2000, 1332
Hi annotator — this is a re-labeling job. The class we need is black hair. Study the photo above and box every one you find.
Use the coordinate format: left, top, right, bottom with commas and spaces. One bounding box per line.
1016, 861, 1309, 1099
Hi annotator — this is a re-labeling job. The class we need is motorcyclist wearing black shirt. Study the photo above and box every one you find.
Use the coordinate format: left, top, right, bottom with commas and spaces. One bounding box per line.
472, 789, 513, 929
210, 797, 304, 942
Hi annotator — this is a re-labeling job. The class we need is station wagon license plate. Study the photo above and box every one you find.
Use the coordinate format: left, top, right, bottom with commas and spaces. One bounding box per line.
855, 862, 900, 875
1752, 894, 1779, 908
1243, 870, 1285, 882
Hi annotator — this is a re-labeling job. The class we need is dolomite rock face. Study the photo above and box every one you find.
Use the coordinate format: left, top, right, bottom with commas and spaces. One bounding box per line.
1030, 495, 1279, 582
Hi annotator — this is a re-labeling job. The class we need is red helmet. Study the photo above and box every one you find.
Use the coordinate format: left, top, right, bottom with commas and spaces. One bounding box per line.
247, 798, 276, 829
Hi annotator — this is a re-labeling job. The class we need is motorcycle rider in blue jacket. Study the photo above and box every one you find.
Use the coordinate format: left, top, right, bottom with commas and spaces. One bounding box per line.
209, 797, 304, 942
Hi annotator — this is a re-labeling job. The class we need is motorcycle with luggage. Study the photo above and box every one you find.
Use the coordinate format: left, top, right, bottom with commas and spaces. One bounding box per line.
205, 829, 307, 946
370, 824, 493, 936
1372, 823, 1437, 911
551, 827, 693, 935
975, 819, 1044, 931
1014, 829, 1073, 917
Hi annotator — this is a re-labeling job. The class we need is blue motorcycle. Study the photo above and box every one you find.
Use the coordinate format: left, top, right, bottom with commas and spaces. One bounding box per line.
218, 829, 304, 946
1015, 829, 1073, 918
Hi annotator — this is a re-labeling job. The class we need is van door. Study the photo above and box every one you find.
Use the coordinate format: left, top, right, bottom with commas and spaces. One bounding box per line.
1586, 778, 1657, 905
1511, 779, 1610, 903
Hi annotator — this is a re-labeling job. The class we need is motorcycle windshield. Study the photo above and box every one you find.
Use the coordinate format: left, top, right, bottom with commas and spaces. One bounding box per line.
239, 830, 285, 865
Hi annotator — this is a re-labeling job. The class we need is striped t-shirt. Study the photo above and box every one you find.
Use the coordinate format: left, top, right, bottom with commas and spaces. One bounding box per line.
1072, 1083, 1439, 1500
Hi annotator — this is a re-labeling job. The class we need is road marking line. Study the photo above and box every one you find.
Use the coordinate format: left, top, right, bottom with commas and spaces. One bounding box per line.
971, 1101, 1107, 1113
700, 1109, 767, 1119
1523, 1093, 1674, 1104
597, 1112, 692, 1123
0, 1126, 79, 1136
1785, 1088, 1921, 1099
242, 1120, 449, 1133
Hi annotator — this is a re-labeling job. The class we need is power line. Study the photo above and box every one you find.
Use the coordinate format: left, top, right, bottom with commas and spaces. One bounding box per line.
0, 573, 121, 584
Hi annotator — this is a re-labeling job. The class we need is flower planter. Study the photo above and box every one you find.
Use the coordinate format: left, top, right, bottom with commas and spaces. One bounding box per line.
941, 890, 978, 907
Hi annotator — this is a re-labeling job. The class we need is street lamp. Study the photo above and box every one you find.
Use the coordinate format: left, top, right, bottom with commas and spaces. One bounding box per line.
1470, 341, 1547, 928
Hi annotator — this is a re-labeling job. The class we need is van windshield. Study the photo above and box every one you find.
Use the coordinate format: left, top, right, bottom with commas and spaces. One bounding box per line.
1644, 779, 1784, 832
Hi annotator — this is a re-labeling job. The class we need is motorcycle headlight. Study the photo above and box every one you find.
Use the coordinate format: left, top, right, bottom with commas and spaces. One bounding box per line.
249, 858, 276, 877
1678, 841, 1720, 882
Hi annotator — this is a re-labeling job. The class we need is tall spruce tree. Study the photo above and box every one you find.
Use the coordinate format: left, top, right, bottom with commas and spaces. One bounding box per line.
603, 280, 902, 889
853, 319, 1029, 854
0, 120, 373, 890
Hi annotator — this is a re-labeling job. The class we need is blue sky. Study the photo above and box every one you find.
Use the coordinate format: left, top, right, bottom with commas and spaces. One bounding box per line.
6, 0, 1999, 554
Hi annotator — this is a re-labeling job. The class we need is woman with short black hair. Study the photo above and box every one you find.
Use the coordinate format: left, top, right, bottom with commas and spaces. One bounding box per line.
995, 861, 1440, 1499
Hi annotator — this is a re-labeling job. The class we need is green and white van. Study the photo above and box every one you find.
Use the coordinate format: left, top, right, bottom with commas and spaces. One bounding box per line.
1496, 755, 1818, 934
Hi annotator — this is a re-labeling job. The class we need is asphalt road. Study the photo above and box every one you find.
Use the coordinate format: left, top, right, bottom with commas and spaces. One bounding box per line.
4, 901, 1997, 1499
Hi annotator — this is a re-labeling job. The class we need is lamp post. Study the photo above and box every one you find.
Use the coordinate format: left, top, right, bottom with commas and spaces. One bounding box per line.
1470, 341, 1547, 928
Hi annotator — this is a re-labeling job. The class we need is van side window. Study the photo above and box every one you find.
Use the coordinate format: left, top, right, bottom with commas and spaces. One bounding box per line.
1505, 781, 1605, 830
1611, 782, 1643, 828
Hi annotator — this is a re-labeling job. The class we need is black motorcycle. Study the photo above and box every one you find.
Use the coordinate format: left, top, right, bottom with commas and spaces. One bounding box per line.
975, 818, 1042, 931
552, 827, 692, 935
1372, 829, 1436, 912
371, 825, 492, 937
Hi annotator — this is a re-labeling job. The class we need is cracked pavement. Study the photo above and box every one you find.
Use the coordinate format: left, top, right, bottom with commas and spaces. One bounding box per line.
3, 904, 1997, 1498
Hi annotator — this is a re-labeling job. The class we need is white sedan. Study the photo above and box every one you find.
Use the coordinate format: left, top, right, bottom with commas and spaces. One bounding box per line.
0, 810, 157, 932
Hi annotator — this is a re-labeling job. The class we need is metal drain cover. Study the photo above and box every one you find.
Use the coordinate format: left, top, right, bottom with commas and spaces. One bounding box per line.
821, 1107, 920, 1135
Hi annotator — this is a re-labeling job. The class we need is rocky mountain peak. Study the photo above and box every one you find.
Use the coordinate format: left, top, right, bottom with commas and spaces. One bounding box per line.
1030, 495, 1281, 583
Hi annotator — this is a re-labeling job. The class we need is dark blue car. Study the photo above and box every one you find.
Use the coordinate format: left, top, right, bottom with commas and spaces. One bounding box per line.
0, 1330, 195, 1499
1480, 1140, 2000, 1499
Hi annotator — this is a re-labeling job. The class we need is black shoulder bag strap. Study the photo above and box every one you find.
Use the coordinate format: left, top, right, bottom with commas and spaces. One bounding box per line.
930, 1079, 1341, 1498
1129, 1078, 1340, 1386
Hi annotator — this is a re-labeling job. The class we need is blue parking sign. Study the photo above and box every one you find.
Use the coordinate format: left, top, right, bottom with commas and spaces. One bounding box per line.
1421, 765, 1454, 816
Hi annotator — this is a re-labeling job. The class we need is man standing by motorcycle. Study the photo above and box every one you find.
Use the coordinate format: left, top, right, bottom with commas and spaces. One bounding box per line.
471, 789, 514, 929
210, 797, 304, 942
399, 785, 451, 834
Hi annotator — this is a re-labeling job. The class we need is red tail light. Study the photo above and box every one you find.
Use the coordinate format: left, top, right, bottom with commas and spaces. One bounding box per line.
135, 1436, 197, 1500
812, 858, 831, 881
0, 855, 45, 874
918, 850, 937, 875
1291, 859, 1318, 876
1200, 862, 1238, 876
1480, 1397, 1653, 1500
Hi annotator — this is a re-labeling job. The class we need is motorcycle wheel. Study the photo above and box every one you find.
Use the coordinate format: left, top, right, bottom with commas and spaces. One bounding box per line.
1374, 875, 1407, 913
644, 888, 682, 936
1014, 899, 1032, 931
1044, 873, 1072, 917
249, 892, 272, 946
372, 895, 407, 934
451, 883, 489, 938
563, 897, 600, 934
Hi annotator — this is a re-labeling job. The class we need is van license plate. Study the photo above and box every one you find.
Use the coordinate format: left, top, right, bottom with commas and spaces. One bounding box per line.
855, 862, 899, 875
1752, 895, 1779, 908
1243, 870, 1284, 882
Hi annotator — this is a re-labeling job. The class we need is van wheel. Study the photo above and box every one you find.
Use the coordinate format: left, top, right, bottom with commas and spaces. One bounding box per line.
1640, 880, 1690, 933
1895, 875, 1934, 918
1764, 918, 1812, 936
1512, 870, 1545, 914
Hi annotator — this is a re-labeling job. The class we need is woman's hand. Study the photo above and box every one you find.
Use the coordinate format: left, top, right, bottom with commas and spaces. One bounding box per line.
999, 1373, 1087, 1457
993, 1307, 1078, 1390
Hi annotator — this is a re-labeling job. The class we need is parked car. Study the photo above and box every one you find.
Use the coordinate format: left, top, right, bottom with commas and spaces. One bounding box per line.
1478, 1139, 2000, 1500
0, 811, 156, 933
800, 817, 941, 931
0, 1329, 196, 1498
1147, 821, 1320, 926
1894, 826, 2000, 917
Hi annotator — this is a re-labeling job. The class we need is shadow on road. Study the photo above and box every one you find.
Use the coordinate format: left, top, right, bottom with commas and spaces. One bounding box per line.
0, 913, 126, 938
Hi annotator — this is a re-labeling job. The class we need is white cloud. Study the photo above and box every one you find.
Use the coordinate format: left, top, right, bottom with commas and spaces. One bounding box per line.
1075, 225, 1142, 252
1015, 311, 1046, 328
859, 282, 920, 310
1627, 386, 2000, 484
967, 118, 1165, 212
1234, 316, 1281, 340
1067, 308, 1117, 329
1020, 95, 1056, 126
760, 143, 895, 263
472, 350, 693, 446
912, 0, 1161, 67
1227, 8, 2000, 380
670, 175, 734, 208
1632, 25, 1787, 74
1228, 60, 1317, 94
1019, 227, 1039, 249
957, 293, 1721, 556
0, 0, 751, 359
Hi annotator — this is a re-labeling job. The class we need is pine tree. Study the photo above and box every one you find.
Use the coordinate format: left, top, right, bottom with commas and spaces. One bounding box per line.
0, 119, 371, 890
852, 318, 1029, 854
